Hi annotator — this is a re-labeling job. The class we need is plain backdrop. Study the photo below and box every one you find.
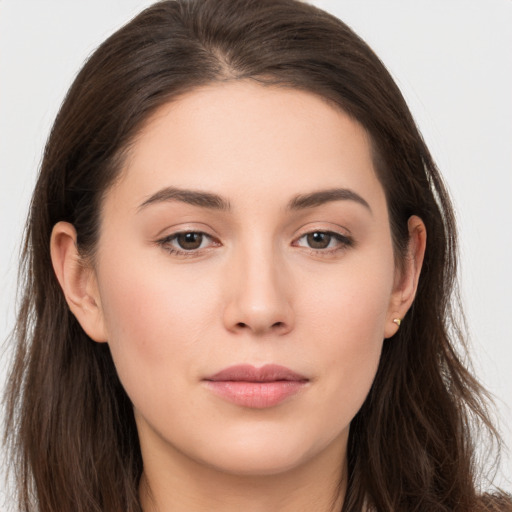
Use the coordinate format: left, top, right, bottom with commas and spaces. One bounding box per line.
1, 0, 511, 507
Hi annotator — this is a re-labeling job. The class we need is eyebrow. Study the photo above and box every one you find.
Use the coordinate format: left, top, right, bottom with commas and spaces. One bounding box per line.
138, 187, 231, 211
138, 186, 371, 214
288, 188, 371, 213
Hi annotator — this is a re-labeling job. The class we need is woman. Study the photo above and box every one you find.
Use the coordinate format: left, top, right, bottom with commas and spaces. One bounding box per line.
3, 0, 511, 510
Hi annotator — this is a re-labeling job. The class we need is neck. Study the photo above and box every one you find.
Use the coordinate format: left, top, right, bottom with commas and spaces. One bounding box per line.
138, 433, 348, 512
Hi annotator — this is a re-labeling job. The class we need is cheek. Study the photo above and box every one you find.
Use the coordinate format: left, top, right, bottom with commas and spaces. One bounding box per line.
301, 245, 394, 344
95, 251, 218, 396
299, 252, 394, 417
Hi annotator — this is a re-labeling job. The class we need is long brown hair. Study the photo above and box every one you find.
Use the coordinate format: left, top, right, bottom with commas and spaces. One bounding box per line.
3, 1, 511, 511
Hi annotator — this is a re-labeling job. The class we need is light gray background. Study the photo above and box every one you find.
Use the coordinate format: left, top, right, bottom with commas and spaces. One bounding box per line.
1, 0, 511, 507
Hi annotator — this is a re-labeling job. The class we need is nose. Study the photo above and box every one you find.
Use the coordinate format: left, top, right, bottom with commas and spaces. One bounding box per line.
222, 242, 294, 337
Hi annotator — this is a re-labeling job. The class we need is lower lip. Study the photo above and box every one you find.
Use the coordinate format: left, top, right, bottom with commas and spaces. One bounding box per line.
203, 380, 307, 408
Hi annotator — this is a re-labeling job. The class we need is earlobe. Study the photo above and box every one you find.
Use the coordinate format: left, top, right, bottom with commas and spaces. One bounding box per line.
385, 215, 427, 338
50, 221, 108, 343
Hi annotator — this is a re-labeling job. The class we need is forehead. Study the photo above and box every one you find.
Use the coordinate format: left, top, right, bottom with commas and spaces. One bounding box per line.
108, 80, 386, 215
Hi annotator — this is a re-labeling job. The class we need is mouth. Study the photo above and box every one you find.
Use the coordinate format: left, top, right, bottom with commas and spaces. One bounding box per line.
203, 364, 309, 409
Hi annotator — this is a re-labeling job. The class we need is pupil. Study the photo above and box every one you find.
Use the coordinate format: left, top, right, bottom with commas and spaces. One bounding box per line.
307, 232, 331, 249
178, 232, 202, 250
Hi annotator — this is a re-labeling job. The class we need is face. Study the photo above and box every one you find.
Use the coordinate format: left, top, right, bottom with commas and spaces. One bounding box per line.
86, 81, 405, 476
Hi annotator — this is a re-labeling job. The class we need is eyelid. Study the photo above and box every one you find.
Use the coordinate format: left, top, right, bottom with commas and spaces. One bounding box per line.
293, 221, 351, 239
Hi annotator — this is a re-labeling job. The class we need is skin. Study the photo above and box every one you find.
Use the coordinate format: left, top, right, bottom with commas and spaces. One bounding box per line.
51, 81, 426, 512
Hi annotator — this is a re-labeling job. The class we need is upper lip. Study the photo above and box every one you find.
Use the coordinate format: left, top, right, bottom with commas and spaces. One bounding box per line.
205, 364, 308, 382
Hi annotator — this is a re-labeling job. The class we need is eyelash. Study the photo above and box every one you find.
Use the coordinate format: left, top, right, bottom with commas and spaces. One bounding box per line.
156, 230, 353, 258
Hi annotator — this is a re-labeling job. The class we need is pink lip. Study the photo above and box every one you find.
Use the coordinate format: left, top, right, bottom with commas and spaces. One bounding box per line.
203, 364, 308, 409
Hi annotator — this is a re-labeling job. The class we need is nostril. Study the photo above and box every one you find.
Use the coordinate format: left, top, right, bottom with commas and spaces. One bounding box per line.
234, 321, 286, 332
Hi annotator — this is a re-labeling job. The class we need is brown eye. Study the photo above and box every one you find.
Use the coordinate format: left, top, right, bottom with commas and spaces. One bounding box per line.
306, 232, 332, 249
176, 232, 204, 250
294, 230, 352, 254
157, 231, 219, 256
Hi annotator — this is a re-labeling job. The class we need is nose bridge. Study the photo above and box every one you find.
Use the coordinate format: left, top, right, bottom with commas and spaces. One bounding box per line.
223, 231, 294, 336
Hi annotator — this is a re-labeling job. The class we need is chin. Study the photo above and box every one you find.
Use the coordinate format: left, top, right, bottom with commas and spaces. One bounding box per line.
202, 447, 311, 477
188, 424, 347, 478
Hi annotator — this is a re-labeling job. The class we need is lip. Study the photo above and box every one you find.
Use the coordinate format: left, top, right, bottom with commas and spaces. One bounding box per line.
203, 364, 309, 409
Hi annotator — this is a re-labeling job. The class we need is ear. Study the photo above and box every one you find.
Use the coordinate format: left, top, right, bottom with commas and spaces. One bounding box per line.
384, 215, 427, 338
50, 221, 108, 343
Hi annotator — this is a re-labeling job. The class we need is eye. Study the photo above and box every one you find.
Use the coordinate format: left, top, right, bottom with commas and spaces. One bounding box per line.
294, 230, 352, 253
174, 232, 206, 250
157, 231, 219, 256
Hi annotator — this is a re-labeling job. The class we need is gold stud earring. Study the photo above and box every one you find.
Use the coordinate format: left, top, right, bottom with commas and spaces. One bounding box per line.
393, 318, 401, 327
